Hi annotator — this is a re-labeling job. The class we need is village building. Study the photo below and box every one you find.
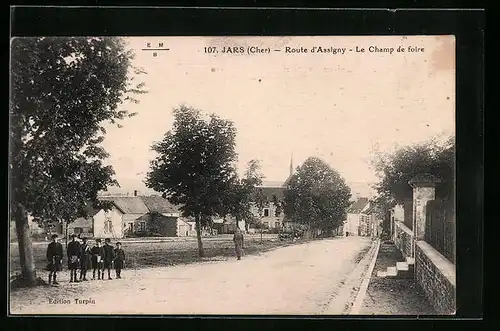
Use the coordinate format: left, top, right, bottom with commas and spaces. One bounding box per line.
10, 216, 64, 242
344, 197, 381, 237
67, 217, 93, 237
46, 192, 189, 239
94, 195, 149, 238
90, 193, 195, 239
243, 155, 296, 233
248, 185, 286, 232
214, 216, 246, 234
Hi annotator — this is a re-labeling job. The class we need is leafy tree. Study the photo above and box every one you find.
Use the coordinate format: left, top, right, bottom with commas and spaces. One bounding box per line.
146, 105, 238, 257
10, 37, 146, 284
254, 187, 268, 217
223, 160, 264, 232
272, 195, 283, 217
252, 187, 268, 240
371, 195, 394, 234
270, 195, 284, 234
371, 136, 455, 206
283, 157, 352, 236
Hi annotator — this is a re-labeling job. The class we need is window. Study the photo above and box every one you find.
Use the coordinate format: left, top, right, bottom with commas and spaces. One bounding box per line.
74, 227, 83, 234
129, 223, 134, 232
104, 215, 112, 232
139, 222, 146, 232
275, 222, 280, 228
264, 209, 270, 217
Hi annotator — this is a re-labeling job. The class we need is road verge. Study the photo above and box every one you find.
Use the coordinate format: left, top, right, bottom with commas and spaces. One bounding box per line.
349, 239, 381, 314
322, 238, 379, 314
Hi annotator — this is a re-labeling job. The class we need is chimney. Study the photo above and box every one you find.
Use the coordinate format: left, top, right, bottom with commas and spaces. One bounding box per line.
133, 190, 138, 197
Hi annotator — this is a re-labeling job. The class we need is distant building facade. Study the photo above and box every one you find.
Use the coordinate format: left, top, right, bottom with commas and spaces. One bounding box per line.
249, 186, 286, 232
344, 197, 381, 237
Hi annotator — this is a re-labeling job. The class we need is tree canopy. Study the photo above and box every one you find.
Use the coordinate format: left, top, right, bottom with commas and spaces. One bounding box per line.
145, 105, 238, 256
223, 160, 265, 226
272, 195, 283, 217
283, 157, 352, 234
371, 136, 455, 206
10, 37, 146, 222
10, 37, 146, 283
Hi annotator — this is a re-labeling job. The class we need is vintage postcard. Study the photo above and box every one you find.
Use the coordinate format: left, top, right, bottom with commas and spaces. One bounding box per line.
9, 36, 455, 315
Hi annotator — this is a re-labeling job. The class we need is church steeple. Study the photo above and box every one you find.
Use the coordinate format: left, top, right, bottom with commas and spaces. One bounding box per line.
283, 152, 294, 188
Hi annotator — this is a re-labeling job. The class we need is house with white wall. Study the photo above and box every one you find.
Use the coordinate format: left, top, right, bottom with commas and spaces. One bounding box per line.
344, 197, 371, 236
91, 194, 188, 238
249, 185, 286, 231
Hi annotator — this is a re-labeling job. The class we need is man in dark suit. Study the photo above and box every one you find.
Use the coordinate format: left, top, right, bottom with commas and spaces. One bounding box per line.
46, 234, 63, 286
67, 234, 81, 283
102, 238, 115, 280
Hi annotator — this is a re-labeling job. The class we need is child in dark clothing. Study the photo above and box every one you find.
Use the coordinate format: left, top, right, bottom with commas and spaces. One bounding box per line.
46, 234, 63, 286
90, 239, 105, 280
79, 237, 92, 281
67, 234, 81, 283
102, 238, 115, 280
114, 242, 126, 279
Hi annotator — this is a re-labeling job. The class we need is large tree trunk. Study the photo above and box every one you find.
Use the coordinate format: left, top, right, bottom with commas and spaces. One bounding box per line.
14, 206, 37, 284
65, 221, 69, 249
195, 214, 204, 257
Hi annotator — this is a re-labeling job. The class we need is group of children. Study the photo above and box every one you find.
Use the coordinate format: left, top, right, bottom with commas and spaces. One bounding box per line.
46, 233, 126, 286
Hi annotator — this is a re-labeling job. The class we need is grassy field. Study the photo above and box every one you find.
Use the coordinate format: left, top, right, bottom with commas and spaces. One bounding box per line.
9, 236, 320, 274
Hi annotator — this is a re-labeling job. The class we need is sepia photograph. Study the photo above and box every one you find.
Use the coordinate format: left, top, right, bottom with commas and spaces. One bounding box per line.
9, 35, 456, 315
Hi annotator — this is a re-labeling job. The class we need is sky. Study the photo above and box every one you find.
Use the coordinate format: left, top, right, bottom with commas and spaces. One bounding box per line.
99, 36, 455, 196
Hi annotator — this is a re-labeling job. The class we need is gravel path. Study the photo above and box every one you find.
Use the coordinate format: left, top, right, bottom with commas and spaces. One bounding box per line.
10, 236, 372, 315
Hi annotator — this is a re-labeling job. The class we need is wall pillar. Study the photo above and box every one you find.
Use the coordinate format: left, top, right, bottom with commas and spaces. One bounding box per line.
409, 174, 441, 241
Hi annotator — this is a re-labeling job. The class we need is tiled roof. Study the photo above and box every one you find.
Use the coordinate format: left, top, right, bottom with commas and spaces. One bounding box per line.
362, 204, 376, 215
99, 196, 149, 214
98, 196, 182, 215
141, 196, 180, 214
261, 181, 285, 187
68, 217, 92, 228
347, 197, 369, 214
252, 186, 286, 201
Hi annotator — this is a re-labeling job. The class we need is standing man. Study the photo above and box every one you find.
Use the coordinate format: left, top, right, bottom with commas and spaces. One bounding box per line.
102, 238, 115, 280
79, 237, 92, 281
46, 234, 63, 286
233, 227, 244, 260
67, 234, 81, 283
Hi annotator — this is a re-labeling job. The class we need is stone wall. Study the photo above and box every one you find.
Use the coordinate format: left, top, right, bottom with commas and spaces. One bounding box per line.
415, 241, 456, 314
394, 221, 413, 258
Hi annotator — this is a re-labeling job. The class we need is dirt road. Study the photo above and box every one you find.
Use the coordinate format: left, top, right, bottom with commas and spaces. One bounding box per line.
10, 236, 373, 315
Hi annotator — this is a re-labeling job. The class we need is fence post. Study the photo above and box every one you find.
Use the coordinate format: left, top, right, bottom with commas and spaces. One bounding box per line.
409, 174, 441, 253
